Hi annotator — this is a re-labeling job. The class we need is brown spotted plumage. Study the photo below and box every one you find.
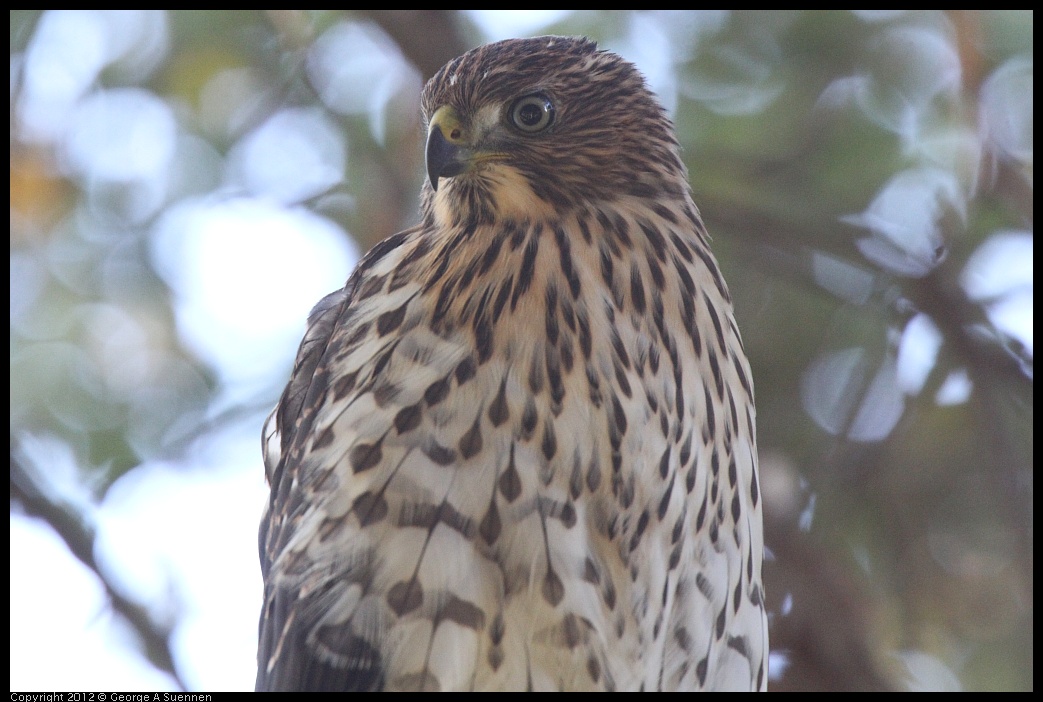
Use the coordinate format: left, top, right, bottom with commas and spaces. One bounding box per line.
257, 36, 766, 691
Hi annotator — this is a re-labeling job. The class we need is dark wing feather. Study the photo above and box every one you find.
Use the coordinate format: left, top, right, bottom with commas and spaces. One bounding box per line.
257, 229, 417, 691
256, 286, 359, 691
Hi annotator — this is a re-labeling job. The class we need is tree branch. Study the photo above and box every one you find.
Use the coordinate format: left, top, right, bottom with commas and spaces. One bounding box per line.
10, 447, 189, 691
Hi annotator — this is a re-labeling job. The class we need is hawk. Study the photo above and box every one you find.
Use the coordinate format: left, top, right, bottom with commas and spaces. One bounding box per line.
257, 36, 766, 691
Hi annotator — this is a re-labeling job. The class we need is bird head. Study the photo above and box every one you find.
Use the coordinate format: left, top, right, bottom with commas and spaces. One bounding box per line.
420, 36, 688, 226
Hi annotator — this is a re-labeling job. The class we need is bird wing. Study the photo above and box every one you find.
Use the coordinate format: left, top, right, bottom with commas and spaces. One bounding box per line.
257, 230, 417, 691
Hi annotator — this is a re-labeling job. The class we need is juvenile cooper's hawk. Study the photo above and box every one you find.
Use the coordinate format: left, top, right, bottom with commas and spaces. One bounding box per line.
257, 36, 766, 691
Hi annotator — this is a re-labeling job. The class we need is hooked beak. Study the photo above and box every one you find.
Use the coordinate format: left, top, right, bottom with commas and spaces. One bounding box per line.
426, 105, 470, 192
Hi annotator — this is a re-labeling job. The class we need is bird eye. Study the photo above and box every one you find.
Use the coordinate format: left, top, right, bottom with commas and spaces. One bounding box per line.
510, 94, 555, 133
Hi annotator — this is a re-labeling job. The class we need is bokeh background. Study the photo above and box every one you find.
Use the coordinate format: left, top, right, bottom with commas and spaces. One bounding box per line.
10, 10, 1032, 691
